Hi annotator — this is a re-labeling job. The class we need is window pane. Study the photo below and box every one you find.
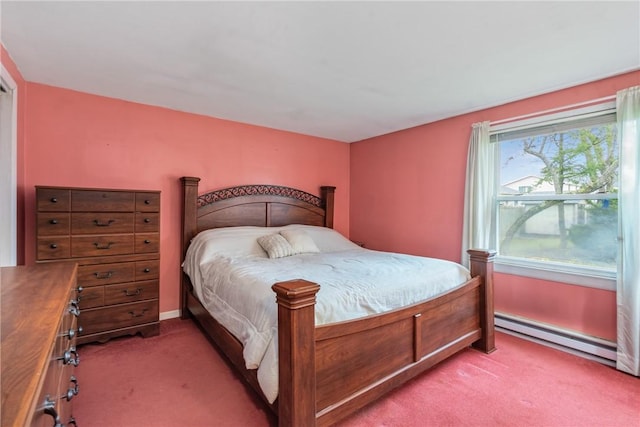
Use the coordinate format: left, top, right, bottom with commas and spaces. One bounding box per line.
498, 199, 617, 269
496, 117, 618, 270
499, 123, 618, 196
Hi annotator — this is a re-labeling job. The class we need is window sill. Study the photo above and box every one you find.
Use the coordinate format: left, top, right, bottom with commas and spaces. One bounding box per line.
494, 257, 616, 291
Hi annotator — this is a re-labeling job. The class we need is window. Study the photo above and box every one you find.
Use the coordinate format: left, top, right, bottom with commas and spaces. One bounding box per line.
490, 103, 618, 285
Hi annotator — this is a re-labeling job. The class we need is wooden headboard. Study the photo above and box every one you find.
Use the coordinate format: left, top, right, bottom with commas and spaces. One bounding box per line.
180, 177, 336, 261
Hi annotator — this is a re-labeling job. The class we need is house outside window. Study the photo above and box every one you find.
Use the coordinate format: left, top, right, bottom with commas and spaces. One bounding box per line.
490, 102, 618, 289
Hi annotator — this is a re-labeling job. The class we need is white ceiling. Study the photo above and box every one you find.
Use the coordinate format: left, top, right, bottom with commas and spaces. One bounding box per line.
1, 1, 639, 142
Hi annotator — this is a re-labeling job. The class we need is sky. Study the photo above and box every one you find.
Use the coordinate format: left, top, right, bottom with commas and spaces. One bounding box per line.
500, 141, 545, 185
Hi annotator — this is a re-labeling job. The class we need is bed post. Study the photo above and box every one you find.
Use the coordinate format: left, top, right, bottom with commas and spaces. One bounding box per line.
467, 249, 497, 354
181, 176, 200, 320
272, 280, 321, 427
320, 186, 335, 229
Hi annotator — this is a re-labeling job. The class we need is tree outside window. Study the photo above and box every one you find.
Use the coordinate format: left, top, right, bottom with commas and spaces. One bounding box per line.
496, 119, 618, 270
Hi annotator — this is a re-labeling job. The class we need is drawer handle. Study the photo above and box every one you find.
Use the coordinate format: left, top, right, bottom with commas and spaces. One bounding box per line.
62, 326, 83, 340
50, 243, 58, 249
124, 287, 143, 297
41, 396, 63, 427
94, 219, 115, 227
94, 271, 114, 279
144, 199, 151, 204
143, 268, 151, 273
58, 346, 80, 366
50, 197, 58, 203
76, 286, 83, 294
129, 308, 149, 318
50, 219, 58, 225
144, 239, 151, 244
144, 218, 151, 223
68, 300, 80, 317
62, 376, 79, 401
93, 242, 113, 250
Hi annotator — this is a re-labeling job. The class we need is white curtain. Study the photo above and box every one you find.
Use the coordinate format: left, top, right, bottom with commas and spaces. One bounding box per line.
461, 121, 497, 267
616, 86, 640, 376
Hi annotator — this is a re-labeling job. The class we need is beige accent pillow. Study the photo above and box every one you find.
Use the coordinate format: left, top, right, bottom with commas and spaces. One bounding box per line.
257, 234, 295, 259
280, 229, 320, 255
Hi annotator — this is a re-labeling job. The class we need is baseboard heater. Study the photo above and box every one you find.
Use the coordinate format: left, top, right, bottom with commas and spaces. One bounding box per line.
494, 312, 617, 367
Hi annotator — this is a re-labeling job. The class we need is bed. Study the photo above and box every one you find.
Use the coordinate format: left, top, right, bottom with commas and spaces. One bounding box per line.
180, 176, 496, 427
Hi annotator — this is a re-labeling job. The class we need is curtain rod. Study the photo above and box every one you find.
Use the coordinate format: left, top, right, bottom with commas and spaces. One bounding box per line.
490, 95, 616, 126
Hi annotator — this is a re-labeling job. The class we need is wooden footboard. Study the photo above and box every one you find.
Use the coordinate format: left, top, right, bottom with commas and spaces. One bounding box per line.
273, 249, 495, 427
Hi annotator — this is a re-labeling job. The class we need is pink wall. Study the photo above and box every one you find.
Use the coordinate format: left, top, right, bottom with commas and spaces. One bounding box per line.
1, 45, 27, 264
494, 273, 617, 340
22, 83, 350, 314
6, 37, 637, 340
351, 70, 640, 341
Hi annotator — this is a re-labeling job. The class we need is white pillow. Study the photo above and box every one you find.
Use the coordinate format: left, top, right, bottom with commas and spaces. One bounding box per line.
280, 225, 361, 252
187, 226, 277, 260
280, 229, 320, 254
257, 234, 295, 259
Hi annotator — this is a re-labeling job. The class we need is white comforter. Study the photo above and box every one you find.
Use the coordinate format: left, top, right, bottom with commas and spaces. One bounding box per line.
183, 225, 471, 403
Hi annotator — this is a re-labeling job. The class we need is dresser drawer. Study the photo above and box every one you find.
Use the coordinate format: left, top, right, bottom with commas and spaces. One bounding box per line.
37, 213, 71, 236
135, 233, 160, 253
79, 300, 159, 335
136, 260, 160, 280
54, 332, 80, 374
72, 190, 135, 212
135, 212, 160, 233
31, 356, 63, 427
54, 280, 80, 368
57, 371, 79, 421
37, 237, 71, 260
78, 262, 136, 286
35, 295, 79, 427
136, 192, 160, 212
56, 300, 78, 358
71, 212, 134, 234
71, 234, 134, 257
104, 280, 159, 305
77, 285, 104, 309
37, 188, 71, 212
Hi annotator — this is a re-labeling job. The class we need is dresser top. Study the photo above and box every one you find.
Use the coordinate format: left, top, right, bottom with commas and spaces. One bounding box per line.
36, 185, 160, 193
1, 262, 78, 427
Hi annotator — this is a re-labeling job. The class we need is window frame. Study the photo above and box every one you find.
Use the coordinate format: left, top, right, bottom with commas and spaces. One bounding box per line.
490, 101, 618, 291
0, 64, 18, 267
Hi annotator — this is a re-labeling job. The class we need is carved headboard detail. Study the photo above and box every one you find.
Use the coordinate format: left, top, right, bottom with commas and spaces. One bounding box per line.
180, 177, 336, 261
197, 185, 323, 208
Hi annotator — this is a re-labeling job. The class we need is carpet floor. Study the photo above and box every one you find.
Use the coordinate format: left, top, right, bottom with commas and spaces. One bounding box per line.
74, 319, 639, 427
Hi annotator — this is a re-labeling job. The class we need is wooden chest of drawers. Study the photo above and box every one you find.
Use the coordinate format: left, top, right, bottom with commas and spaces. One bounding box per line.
1, 263, 81, 427
36, 186, 161, 345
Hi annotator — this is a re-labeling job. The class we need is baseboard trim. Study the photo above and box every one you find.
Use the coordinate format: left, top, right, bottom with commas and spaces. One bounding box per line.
495, 312, 617, 367
160, 310, 181, 321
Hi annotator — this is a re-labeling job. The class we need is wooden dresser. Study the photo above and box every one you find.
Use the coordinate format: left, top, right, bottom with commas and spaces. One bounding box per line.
1, 263, 81, 427
36, 186, 161, 345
